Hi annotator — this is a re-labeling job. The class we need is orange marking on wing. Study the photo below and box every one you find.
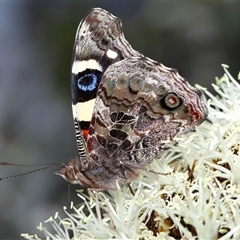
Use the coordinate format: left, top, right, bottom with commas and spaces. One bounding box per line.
82, 129, 89, 139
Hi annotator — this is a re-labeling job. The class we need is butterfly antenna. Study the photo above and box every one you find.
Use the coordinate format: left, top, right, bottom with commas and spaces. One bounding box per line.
0, 161, 63, 181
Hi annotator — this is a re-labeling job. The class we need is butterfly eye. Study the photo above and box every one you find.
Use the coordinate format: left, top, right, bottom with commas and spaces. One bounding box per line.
160, 92, 182, 110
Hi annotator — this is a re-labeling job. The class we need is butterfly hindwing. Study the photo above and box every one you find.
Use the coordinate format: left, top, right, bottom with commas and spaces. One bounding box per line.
88, 57, 207, 166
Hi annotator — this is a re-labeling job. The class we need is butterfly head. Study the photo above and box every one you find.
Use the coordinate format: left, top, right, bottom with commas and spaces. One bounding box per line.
55, 158, 94, 187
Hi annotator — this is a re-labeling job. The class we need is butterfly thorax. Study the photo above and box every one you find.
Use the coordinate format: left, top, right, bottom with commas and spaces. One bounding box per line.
55, 156, 143, 190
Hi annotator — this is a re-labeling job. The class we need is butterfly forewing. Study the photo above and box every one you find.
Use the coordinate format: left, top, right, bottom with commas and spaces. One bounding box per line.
70, 8, 142, 162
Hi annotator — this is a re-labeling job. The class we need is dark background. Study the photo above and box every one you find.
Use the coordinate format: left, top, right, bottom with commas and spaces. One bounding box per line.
0, 2, 239, 239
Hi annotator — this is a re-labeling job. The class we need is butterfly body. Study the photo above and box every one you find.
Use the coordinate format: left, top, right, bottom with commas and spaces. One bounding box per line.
55, 8, 208, 190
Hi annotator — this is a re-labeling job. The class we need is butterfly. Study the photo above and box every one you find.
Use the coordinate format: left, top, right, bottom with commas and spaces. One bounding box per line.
55, 8, 208, 190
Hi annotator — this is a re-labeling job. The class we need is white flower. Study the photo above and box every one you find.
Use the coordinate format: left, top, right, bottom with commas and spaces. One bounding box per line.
22, 65, 240, 239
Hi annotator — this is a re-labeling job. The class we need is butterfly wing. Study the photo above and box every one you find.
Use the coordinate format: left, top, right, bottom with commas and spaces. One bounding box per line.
70, 8, 142, 164
88, 57, 207, 169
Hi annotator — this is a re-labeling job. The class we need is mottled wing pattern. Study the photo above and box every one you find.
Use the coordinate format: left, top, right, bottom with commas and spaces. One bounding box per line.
88, 58, 207, 166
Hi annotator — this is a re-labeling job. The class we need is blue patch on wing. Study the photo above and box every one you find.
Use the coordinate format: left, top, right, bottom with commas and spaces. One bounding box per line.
78, 73, 98, 91
71, 68, 102, 104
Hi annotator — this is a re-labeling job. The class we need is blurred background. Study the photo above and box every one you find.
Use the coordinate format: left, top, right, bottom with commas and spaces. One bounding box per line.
0, 1, 240, 239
